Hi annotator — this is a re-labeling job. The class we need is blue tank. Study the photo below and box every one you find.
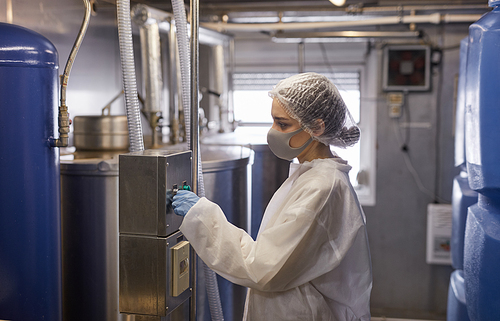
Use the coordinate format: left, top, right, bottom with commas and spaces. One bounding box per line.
454, 37, 468, 169
463, 2, 500, 320
451, 173, 478, 270
0, 23, 61, 320
465, 3, 500, 197
464, 195, 500, 321
447, 270, 470, 321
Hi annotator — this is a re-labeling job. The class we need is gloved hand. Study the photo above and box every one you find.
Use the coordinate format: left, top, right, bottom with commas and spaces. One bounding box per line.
172, 190, 200, 216
166, 190, 174, 209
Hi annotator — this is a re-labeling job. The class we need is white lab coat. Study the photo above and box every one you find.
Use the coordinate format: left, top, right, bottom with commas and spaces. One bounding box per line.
180, 157, 372, 320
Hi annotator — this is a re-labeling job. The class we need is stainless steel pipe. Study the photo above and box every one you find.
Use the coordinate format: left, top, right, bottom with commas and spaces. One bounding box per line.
190, 0, 200, 197
190, 1, 200, 320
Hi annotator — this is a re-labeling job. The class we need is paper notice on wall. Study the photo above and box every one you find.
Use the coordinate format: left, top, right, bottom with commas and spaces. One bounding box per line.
426, 203, 452, 265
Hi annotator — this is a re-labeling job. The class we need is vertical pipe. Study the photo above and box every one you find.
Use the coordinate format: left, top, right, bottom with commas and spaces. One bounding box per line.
213, 45, 226, 132
228, 39, 235, 130
190, 0, 199, 195
139, 23, 162, 147
139, 22, 163, 114
168, 20, 180, 144
171, 0, 191, 148
6, 0, 12, 23
298, 42, 305, 73
131, 4, 164, 148
117, 0, 145, 152
190, 0, 200, 320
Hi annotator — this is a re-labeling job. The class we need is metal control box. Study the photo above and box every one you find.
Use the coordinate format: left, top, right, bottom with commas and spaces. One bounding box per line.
119, 150, 192, 237
119, 150, 192, 318
119, 231, 191, 317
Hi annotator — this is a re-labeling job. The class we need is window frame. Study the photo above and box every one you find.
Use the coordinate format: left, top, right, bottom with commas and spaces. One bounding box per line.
356, 62, 377, 206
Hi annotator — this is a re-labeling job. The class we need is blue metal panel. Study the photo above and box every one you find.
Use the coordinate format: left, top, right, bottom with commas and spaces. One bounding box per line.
451, 174, 478, 270
464, 197, 500, 321
463, 6, 500, 321
454, 38, 468, 169
0, 23, 61, 321
447, 270, 471, 321
465, 7, 500, 197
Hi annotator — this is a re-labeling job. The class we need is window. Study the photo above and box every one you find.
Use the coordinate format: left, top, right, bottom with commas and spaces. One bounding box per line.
233, 70, 375, 205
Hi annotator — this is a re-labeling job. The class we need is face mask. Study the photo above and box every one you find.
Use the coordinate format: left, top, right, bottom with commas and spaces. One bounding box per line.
267, 128, 313, 161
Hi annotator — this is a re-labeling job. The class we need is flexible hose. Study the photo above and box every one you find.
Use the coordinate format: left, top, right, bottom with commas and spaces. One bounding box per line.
51, 0, 91, 147
171, 0, 191, 147
117, 0, 145, 152
171, 1, 223, 320
61, 0, 91, 107
117, 1, 221, 319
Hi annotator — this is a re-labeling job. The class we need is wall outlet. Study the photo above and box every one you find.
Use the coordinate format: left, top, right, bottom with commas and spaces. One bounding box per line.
387, 92, 404, 118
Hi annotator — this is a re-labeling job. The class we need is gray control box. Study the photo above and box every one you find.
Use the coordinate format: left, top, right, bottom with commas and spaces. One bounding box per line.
119, 231, 191, 317
119, 149, 192, 318
119, 149, 192, 237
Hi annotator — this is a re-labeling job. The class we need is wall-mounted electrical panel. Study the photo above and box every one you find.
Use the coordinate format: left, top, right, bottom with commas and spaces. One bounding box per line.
383, 45, 431, 92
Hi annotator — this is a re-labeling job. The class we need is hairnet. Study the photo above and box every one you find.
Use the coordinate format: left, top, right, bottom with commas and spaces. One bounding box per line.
269, 72, 360, 148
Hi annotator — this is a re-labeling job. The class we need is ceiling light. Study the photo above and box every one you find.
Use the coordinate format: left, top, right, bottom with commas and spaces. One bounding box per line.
329, 0, 346, 6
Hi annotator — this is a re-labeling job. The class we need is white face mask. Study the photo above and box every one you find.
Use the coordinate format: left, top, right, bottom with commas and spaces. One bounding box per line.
267, 128, 313, 161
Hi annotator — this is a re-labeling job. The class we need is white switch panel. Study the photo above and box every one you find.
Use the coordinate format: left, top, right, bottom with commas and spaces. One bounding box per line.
171, 241, 190, 297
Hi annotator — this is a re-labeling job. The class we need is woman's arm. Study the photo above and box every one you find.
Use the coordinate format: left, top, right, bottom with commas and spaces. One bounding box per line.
180, 176, 365, 292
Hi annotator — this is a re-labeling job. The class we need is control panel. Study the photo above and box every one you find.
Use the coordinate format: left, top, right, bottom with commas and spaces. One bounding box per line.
119, 150, 192, 318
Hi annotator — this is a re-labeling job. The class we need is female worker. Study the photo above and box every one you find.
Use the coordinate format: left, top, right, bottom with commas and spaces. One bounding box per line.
173, 72, 372, 320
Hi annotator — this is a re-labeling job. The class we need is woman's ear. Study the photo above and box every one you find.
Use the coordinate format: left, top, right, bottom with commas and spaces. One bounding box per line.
312, 119, 325, 137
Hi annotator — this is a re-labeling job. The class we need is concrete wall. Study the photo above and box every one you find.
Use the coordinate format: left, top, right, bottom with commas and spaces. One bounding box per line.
366, 24, 467, 319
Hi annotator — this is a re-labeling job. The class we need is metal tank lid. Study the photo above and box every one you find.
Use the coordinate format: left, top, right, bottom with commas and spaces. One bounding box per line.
159, 143, 254, 167
60, 157, 119, 176
201, 145, 254, 172
0, 23, 58, 68
202, 127, 270, 151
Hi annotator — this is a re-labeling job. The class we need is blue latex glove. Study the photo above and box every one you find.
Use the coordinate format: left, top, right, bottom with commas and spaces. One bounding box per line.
172, 190, 200, 216
166, 190, 174, 209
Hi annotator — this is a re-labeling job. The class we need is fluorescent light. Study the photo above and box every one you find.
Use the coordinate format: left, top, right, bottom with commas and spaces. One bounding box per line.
329, 0, 346, 6
272, 37, 367, 43
273, 31, 422, 39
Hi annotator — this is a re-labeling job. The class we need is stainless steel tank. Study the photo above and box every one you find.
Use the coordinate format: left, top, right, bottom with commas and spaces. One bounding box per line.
59, 144, 254, 321
73, 115, 129, 151
199, 145, 253, 321
202, 145, 253, 233
202, 132, 290, 239
60, 158, 119, 321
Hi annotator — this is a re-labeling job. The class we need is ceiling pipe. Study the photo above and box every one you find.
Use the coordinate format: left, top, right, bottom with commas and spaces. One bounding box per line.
201, 13, 482, 32
355, 4, 488, 14
272, 30, 421, 40
442, 14, 485, 23
199, 2, 488, 14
